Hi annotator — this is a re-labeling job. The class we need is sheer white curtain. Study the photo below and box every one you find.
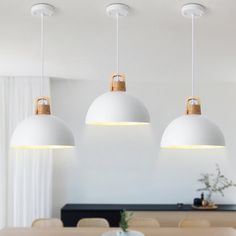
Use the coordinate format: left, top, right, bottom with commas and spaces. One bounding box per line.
0, 78, 8, 229
0, 77, 52, 228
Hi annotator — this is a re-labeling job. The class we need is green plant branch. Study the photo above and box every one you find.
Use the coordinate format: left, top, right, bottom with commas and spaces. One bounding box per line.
119, 210, 133, 232
197, 164, 236, 200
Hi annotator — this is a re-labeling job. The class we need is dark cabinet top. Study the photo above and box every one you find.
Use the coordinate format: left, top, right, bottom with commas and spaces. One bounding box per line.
61, 204, 236, 212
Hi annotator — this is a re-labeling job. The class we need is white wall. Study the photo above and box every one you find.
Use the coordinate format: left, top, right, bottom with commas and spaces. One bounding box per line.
50, 79, 236, 217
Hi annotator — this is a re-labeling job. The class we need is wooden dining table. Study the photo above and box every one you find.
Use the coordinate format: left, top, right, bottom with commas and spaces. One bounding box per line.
0, 227, 236, 236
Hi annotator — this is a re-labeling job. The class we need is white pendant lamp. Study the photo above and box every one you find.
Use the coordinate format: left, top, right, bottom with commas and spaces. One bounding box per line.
161, 3, 225, 149
86, 3, 150, 125
10, 3, 75, 149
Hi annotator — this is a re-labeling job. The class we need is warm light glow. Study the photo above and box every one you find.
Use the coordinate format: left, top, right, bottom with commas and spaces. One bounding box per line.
86, 121, 150, 126
11, 145, 74, 149
161, 145, 225, 149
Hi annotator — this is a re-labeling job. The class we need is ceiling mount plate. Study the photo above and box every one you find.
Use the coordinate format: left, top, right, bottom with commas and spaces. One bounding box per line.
181, 3, 206, 18
31, 3, 55, 17
106, 3, 130, 17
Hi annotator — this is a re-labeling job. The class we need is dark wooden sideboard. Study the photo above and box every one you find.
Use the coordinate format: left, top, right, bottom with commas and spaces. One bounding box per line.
61, 204, 236, 227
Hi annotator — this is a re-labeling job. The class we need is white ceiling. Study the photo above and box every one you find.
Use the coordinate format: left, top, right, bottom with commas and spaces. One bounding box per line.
0, 0, 235, 84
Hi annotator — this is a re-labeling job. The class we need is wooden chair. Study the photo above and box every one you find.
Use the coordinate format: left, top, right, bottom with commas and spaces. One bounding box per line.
77, 218, 110, 227
178, 219, 211, 228
128, 217, 160, 228
32, 218, 63, 228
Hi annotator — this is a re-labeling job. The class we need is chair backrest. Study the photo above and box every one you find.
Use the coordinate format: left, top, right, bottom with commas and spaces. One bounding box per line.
178, 219, 211, 228
32, 218, 63, 228
77, 218, 110, 228
128, 217, 160, 228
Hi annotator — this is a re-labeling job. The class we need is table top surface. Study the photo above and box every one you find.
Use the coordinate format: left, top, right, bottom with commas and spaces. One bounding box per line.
1, 227, 235, 236
61, 204, 236, 212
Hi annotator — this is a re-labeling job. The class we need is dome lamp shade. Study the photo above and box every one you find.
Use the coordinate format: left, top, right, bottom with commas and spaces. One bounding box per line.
161, 97, 225, 149
86, 74, 150, 125
10, 97, 75, 149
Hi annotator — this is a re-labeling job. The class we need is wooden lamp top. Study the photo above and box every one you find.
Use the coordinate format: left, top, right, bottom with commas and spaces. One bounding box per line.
185, 96, 201, 115
110, 73, 126, 92
35, 96, 51, 115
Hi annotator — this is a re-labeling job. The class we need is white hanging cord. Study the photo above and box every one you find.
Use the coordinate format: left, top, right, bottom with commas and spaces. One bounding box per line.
116, 13, 119, 77
191, 14, 195, 98
40, 13, 45, 96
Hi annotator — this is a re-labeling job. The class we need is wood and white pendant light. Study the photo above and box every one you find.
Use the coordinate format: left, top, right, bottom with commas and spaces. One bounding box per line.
85, 3, 150, 125
160, 3, 225, 149
10, 3, 75, 148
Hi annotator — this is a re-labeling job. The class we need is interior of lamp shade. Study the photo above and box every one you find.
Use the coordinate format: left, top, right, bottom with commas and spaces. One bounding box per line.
11, 145, 74, 149
161, 145, 225, 149
86, 121, 150, 126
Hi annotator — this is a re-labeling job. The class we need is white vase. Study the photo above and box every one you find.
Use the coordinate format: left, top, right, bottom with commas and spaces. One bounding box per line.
116, 230, 144, 236
116, 231, 128, 236
102, 230, 144, 236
